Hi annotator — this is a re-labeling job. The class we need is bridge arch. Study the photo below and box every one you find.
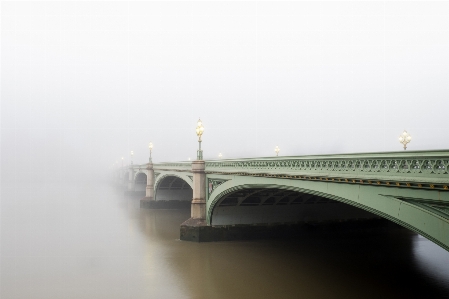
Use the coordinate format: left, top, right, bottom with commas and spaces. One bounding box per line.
207, 176, 449, 251
134, 171, 147, 182
154, 173, 193, 202
133, 172, 147, 192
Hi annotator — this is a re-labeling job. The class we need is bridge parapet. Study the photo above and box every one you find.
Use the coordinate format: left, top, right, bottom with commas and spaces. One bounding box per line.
137, 150, 449, 191
154, 162, 192, 172
202, 150, 449, 188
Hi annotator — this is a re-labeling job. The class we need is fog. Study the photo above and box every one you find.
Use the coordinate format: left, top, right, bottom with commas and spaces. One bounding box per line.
2, 3, 449, 299
2, 1, 449, 184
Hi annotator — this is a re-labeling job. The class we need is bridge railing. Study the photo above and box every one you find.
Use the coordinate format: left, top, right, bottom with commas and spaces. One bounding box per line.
153, 162, 192, 172
203, 150, 449, 184
139, 150, 449, 184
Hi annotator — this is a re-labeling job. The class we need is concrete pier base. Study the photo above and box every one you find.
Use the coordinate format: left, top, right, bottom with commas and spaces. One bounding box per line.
180, 218, 397, 242
140, 198, 191, 209
180, 218, 210, 242
140, 197, 154, 208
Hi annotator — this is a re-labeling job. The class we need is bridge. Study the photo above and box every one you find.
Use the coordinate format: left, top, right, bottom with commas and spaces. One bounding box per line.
115, 150, 449, 251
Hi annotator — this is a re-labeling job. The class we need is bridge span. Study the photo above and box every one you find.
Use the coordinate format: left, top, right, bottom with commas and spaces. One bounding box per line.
115, 150, 449, 251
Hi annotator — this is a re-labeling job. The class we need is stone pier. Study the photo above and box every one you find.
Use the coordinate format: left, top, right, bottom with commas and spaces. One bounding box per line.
140, 161, 154, 208
180, 160, 208, 240
127, 164, 134, 191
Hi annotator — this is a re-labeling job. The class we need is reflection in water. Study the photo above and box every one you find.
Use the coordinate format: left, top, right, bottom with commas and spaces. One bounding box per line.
1, 182, 448, 299
413, 235, 449, 291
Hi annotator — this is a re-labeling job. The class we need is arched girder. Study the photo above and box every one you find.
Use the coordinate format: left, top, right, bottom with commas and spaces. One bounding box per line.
154, 172, 193, 191
207, 176, 449, 251
217, 189, 332, 207
154, 173, 194, 202
134, 172, 147, 183
169, 177, 189, 189
155, 175, 191, 190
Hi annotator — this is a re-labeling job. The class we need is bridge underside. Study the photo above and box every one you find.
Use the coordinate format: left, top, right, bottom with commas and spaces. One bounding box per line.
181, 186, 383, 242
134, 173, 147, 192
134, 151, 449, 249
200, 176, 449, 250
211, 188, 378, 226
156, 176, 192, 202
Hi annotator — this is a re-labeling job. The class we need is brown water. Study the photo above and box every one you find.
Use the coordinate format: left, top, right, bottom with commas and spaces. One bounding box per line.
1, 182, 449, 299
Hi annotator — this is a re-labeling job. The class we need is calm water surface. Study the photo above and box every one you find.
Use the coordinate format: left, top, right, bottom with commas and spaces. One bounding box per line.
1, 182, 449, 299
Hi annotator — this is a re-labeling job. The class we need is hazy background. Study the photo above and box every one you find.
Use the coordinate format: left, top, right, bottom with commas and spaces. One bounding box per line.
2, 1, 449, 183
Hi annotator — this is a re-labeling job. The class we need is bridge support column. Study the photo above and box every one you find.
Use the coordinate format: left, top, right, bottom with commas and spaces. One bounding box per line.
127, 165, 134, 191
140, 162, 155, 208
180, 160, 207, 241
191, 160, 206, 219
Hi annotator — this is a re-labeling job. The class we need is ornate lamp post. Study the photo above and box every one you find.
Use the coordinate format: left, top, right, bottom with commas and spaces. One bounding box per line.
274, 146, 280, 156
142, 143, 155, 206
398, 130, 412, 150
196, 118, 204, 160
148, 142, 153, 162
218, 153, 222, 159
130, 150, 134, 164
191, 118, 206, 220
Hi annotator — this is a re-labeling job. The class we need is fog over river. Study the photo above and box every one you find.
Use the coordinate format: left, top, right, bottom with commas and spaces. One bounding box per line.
2, 1, 449, 298
1, 181, 448, 299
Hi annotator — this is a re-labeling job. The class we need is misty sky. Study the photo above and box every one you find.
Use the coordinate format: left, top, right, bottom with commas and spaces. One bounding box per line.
2, 1, 449, 182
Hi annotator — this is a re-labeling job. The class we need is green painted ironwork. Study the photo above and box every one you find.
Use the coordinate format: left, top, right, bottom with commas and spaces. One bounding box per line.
151, 150, 449, 190
203, 150, 449, 183
129, 150, 449, 251
208, 178, 229, 197
205, 176, 449, 251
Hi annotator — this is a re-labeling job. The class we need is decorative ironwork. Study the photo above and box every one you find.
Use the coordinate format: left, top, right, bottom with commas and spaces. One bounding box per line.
143, 151, 449, 189
196, 118, 204, 160
208, 179, 229, 196
202, 157, 449, 177
398, 130, 412, 150
398, 197, 449, 218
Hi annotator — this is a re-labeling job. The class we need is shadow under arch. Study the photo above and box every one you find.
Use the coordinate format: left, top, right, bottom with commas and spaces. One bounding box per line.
154, 174, 193, 202
134, 172, 147, 192
134, 171, 147, 182
207, 180, 449, 252
209, 185, 377, 225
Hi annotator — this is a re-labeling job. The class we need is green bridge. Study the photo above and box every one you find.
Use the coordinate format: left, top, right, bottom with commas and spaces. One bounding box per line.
116, 150, 449, 251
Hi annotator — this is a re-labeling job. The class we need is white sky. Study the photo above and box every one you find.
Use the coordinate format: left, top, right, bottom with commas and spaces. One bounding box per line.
1, 1, 449, 182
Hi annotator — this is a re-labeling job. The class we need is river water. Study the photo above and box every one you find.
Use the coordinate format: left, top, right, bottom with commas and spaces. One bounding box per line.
1, 182, 449, 299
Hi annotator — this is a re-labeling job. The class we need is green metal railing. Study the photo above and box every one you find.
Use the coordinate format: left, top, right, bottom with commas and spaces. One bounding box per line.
150, 150, 449, 185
